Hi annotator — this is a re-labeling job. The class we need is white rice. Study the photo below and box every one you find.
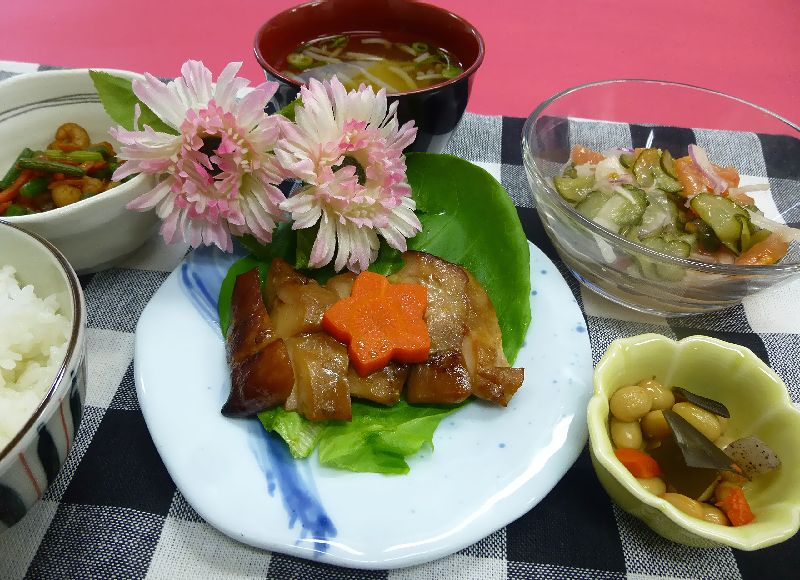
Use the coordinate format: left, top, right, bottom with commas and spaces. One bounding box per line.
0, 265, 71, 451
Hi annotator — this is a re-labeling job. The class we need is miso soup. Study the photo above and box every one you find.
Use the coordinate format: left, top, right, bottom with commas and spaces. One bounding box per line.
281, 32, 464, 94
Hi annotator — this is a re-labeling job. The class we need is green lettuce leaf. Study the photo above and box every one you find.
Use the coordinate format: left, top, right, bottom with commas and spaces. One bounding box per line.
239, 222, 297, 264
258, 407, 326, 458
89, 70, 178, 135
277, 99, 300, 121
317, 400, 463, 474
259, 400, 462, 474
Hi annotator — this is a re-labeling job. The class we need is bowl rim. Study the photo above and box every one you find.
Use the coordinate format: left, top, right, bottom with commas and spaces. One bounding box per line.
521, 78, 800, 276
252, 0, 485, 97
0, 221, 84, 463
589, 333, 800, 550
0, 67, 152, 224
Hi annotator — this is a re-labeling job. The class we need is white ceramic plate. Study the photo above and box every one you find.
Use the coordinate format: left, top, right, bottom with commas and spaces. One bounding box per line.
135, 241, 592, 569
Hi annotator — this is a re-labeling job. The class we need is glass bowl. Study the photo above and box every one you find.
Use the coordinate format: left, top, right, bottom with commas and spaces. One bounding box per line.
521, 79, 800, 316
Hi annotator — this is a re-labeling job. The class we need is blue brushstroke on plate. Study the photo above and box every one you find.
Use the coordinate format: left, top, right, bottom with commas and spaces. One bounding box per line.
245, 422, 337, 554
179, 245, 239, 328
180, 244, 337, 553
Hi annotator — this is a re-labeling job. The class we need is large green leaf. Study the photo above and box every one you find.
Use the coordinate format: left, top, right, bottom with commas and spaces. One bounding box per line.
89, 70, 178, 135
405, 153, 531, 363
258, 406, 326, 458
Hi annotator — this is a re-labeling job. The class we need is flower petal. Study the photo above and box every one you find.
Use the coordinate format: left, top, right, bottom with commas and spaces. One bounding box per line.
309, 210, 336, 269
132, 73, 188, 129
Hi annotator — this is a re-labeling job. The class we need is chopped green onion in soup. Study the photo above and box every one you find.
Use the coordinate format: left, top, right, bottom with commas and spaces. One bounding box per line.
283, 33, 464, 93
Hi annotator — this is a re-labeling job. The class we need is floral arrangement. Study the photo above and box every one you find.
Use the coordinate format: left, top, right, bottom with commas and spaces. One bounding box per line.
91, 59, 534, 475
94, 60, 420, 273
91, 58, 531, 366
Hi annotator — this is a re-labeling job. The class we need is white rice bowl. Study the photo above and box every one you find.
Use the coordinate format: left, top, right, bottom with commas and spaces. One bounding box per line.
0, 265, 71, 450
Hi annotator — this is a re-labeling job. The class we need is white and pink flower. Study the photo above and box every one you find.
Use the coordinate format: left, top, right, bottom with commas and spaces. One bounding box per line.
112, 60, 287, 252
111, 62, 421, 271
275, 77, 420, 272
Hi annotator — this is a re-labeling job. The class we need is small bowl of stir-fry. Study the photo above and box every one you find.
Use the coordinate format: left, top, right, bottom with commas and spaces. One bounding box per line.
522, 79, 800, 316
2, 123, 126, 215
0, 69, 158, 273
589, 334, 800, 549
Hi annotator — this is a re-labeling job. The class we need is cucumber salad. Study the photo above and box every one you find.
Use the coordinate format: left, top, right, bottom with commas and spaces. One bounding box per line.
554, 144, 799, 278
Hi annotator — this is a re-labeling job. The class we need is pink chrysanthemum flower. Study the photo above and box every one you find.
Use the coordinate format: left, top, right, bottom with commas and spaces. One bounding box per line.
111, 60, 287, 252
275, 77, 420, 272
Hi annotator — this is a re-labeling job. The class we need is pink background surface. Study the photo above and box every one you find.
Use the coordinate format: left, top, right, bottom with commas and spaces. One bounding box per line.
1, 0, 798, 123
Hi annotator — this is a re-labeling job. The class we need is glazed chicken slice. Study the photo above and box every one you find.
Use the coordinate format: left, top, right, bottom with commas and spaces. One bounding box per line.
265, 258, 340, 339
284, 333, 352, 421
222, 269, 294, 417
390, 252, 524, 406
405, 350, 472, 404
224, 252, 524, 420
347, 363, 408, 406
461, 268, 525, 405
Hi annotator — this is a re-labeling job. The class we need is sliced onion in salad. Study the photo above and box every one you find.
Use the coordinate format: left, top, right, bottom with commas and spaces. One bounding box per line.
747, 209, 800, 244
595, 156, 631, 190
603, 147, 635, 156
729, 184, 771, 195
689, 144, 728, 194
609, 174, 634, 185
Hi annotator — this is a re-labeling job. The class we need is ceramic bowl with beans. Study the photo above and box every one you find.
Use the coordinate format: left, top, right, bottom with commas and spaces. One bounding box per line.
588, 334, 800, 549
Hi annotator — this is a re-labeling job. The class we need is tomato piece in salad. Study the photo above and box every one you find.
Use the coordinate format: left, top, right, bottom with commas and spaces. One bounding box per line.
570, 144, 604, 165
735, 233, 789, 265
715, 164, 740, 189
675, 156, 740, 197
675, 156, 710, 197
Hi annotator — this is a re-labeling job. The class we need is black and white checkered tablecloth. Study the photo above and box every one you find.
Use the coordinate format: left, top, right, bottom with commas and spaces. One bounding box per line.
1, 61, 799, 580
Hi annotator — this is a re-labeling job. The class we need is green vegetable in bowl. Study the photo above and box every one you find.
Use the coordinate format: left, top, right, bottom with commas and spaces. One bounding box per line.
0, 123, 126, 216
554, 144, 800, 280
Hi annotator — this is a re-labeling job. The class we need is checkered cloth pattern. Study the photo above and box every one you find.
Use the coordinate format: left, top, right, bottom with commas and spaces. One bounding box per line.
1, 61, 799, 580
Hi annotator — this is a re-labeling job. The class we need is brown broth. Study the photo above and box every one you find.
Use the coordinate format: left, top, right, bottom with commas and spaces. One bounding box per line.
281, 32, 463, 93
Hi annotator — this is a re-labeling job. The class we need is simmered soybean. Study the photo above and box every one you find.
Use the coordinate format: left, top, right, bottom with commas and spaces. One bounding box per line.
609, 385, 652, 422
639, 378, 675, 410
661, 492, 704, 520
672, 402, 722, 442
610, 418, 642, 449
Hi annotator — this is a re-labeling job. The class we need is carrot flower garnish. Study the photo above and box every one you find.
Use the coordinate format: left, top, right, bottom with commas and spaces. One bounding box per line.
322, 271, 429, 376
